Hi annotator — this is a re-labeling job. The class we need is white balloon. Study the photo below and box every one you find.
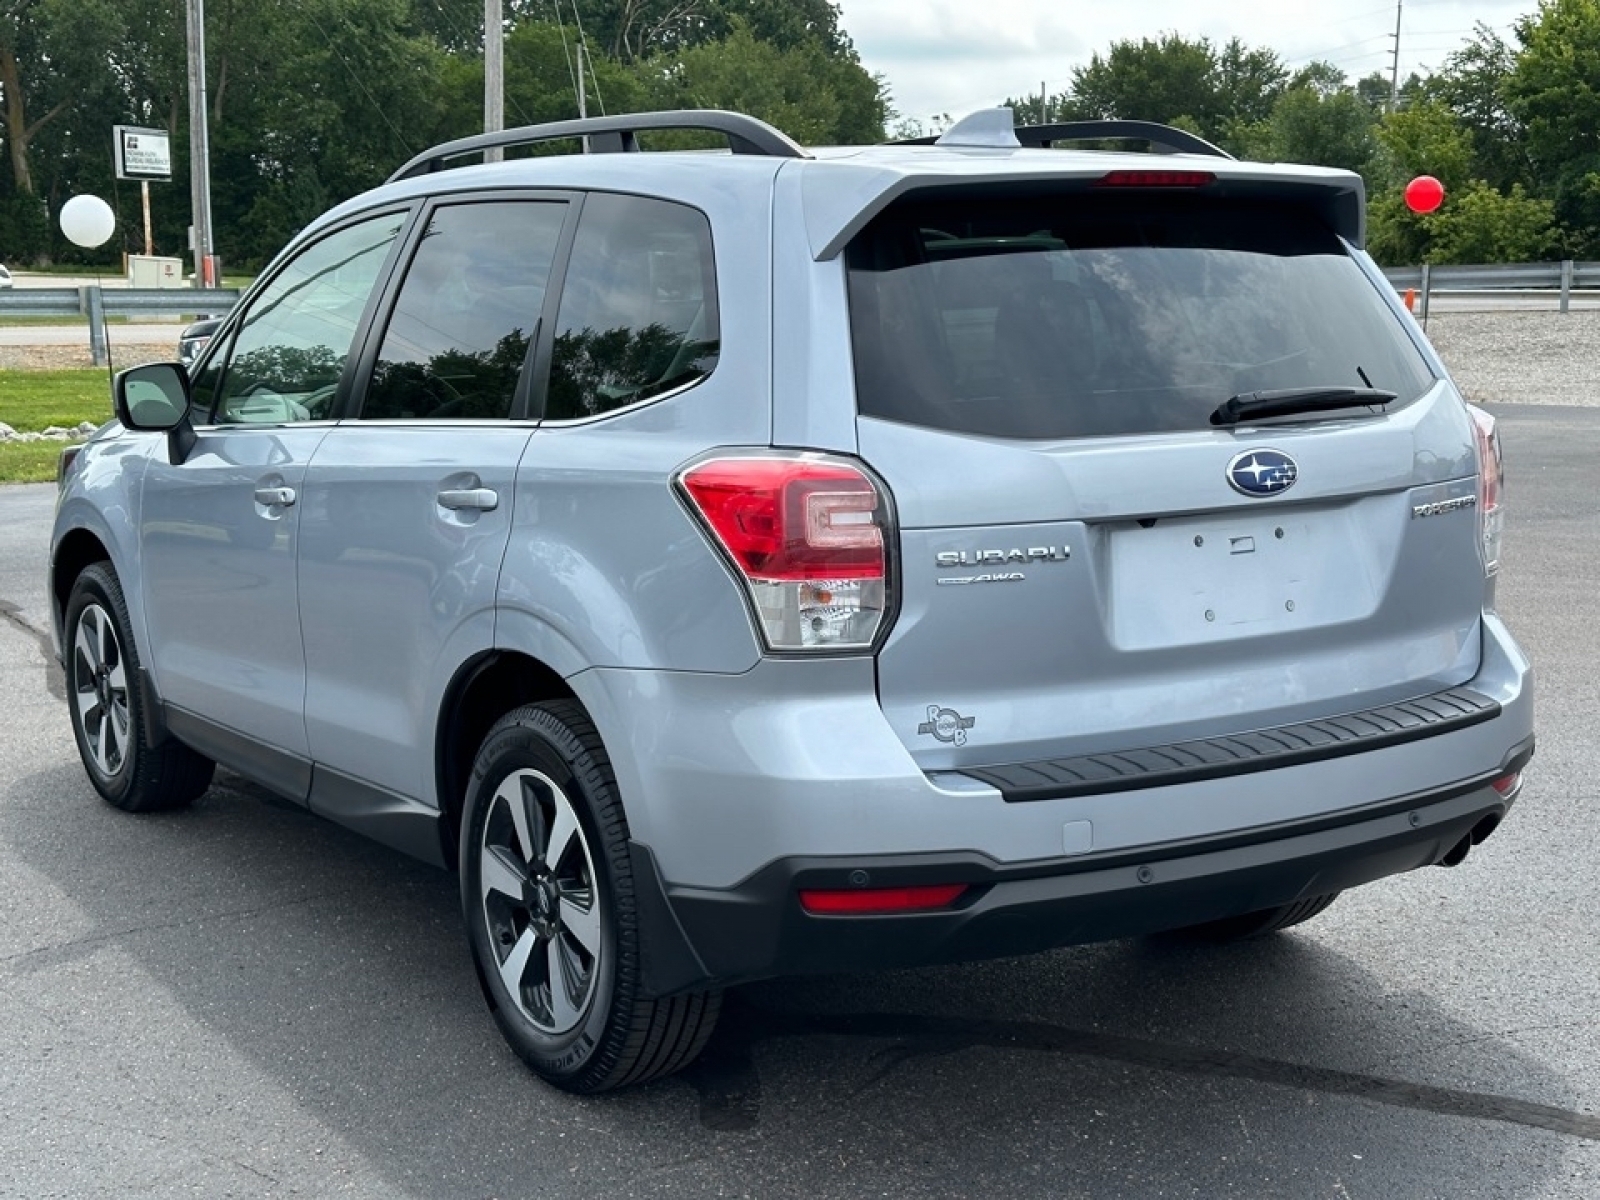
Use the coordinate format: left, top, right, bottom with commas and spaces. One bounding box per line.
60, 195, 116, 249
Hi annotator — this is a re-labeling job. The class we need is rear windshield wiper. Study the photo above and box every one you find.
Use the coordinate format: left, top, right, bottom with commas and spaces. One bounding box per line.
1210, 386, 1397, 426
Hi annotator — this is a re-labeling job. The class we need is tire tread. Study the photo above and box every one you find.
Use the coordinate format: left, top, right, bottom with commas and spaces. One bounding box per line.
66, 562, 214, 814
469, 699, 720, 1093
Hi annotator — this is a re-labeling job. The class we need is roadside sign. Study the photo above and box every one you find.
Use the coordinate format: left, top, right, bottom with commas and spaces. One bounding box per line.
113, 126, 172, 182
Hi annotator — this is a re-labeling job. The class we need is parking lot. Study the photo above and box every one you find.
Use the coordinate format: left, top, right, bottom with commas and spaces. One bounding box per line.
0, 401, 1596, 1198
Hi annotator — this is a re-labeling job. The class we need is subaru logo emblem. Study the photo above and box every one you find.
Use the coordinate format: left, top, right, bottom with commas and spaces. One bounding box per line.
1227, 449, 1298, 497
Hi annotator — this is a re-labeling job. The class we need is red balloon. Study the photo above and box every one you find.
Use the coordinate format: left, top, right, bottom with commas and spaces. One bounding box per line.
1405, 175, 1445, 214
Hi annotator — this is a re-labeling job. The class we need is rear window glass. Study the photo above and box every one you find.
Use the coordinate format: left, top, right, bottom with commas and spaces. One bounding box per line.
847, 194, 1434, 440
545, 193, 719, 421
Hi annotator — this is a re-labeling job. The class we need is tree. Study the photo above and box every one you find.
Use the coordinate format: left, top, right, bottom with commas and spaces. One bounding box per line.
1364, 100, 1475, 264
1266, 80, 1377, 176
0, 0, 128, 197
202, 0, 454, 265
1373, 99, 1474, 190
1430, 24, 1528, 193
1069, 33, 1219, 132
1504, 0, 1600, 253
574, 0, 853, 62
1065, 33, 1285, 148
646, 22, 884, 145
1427, 182, 1559, 263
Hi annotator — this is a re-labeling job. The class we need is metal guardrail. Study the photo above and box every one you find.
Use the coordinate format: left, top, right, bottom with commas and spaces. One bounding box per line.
1381, 261, 1599, 317
0, 286, 241, 364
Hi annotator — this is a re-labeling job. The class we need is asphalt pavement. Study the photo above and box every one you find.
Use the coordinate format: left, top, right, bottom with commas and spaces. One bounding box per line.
0, 406, 1596, 1198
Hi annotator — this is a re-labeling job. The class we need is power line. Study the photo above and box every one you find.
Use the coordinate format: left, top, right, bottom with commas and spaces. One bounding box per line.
548, 0, 584, 119
290, 0, 416, 159
564, 0, 606, 118
426, 0, 535, 127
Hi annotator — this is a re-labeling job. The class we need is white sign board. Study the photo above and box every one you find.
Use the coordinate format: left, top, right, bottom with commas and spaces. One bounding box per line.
114, 125, 171, 182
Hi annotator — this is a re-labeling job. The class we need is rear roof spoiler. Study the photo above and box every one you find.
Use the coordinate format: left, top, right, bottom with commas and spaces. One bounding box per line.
799, 163, 1367, 260
898, 111, 1233, 160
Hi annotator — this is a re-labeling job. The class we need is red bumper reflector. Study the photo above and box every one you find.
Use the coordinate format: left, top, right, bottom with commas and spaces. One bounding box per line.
799, 884, 968, 915
1491, 772, 1521, 796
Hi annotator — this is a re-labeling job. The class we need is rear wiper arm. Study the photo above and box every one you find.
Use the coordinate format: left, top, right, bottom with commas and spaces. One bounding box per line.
1210, 387, 1397, 426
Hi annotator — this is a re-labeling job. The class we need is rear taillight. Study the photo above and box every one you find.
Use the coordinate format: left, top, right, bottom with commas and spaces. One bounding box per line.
678, 454, 892, 651
1468, 405, 1503, 575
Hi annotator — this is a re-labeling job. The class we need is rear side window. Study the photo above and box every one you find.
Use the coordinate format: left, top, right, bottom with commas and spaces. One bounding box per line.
545, 192, 718, 421
363, 200, 565, 421
847, 194, 1435, 440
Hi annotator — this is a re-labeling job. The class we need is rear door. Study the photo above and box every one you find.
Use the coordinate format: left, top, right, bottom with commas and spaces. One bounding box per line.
296, 195, 570, 811
848, 187, 1486, 769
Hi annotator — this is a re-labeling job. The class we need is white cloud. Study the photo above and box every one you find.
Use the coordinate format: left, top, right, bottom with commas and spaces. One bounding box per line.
836, 0, 1536, 124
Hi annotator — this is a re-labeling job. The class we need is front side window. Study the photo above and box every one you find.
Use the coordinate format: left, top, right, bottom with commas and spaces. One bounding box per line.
546, 193, 719, 421
362, 200, 566, 421
848, 193, 1436, 440
210, 212, 406, 425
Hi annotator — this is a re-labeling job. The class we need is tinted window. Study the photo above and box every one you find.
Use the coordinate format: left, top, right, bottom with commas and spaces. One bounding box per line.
211, 212, 405, 424
847, 195, 1435, 440
363, 201, 565, 421
546, 193, 718, 421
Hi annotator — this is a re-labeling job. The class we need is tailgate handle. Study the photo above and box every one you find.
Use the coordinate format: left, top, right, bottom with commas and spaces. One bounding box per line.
253, 486, 296, 507
437, 487, 499, 512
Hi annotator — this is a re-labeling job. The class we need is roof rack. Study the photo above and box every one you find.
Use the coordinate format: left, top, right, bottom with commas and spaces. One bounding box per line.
388, 109, 809, 183
896, 116, 1232, 160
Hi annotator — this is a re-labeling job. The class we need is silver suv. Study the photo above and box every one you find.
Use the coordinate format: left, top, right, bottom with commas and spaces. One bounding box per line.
50, 109, 1534, 1093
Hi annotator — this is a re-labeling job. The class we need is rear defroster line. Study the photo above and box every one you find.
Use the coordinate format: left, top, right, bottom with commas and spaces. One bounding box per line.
689, 999, 1600, 1141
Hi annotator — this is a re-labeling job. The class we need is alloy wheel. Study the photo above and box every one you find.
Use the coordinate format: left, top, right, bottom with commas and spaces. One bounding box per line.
478, 768, 602, 1034
71, 602, 130, 780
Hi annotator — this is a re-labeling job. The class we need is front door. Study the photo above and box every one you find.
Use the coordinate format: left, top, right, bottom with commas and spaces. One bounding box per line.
139, 211, 409, 796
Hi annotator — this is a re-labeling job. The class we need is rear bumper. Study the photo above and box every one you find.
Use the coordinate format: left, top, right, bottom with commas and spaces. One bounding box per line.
631, 738, 1530, 995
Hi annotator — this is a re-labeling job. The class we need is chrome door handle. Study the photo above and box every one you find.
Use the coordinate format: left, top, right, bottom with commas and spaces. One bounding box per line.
436, 487, 499, 512
254, 486, 297, 507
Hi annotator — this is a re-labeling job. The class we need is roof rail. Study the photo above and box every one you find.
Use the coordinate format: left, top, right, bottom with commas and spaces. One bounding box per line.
387, 109, 809, 183
893, 117, 1232, 160
1013, 120, 1233, 159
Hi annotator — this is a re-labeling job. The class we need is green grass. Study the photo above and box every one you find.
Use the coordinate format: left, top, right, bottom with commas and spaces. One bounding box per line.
0, 368, 113, 484
0, 441, 73, 484
0, 371, 111, 489
0, 369, 113, 430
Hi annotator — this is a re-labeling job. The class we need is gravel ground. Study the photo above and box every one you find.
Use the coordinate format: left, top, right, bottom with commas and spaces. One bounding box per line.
1419, 311, 1600, 407
0, 340, 178, 372
0, 311, 1594, 408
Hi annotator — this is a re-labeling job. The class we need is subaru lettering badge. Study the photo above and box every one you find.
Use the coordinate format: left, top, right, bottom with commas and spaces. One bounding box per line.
1226, 448, 1299, 497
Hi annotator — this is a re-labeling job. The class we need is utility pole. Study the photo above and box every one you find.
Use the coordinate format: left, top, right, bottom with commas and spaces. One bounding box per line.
185, 0, 216, 287
577, 41, 589, 152
485, 0, 504, 161
577, 40, 587, 120
1388, 0, 1404, 112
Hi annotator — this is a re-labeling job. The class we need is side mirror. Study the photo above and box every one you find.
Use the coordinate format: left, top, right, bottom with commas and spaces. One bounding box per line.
113, 362, 196, 464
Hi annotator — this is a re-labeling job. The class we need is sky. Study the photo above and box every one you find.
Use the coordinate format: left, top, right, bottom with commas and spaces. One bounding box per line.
833, 0, 1540, 128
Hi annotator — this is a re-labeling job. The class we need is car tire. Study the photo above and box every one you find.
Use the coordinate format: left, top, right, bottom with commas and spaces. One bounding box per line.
461, 700, 721, 1093
1169, 892, 1340, 942
63, 562, 215, 812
